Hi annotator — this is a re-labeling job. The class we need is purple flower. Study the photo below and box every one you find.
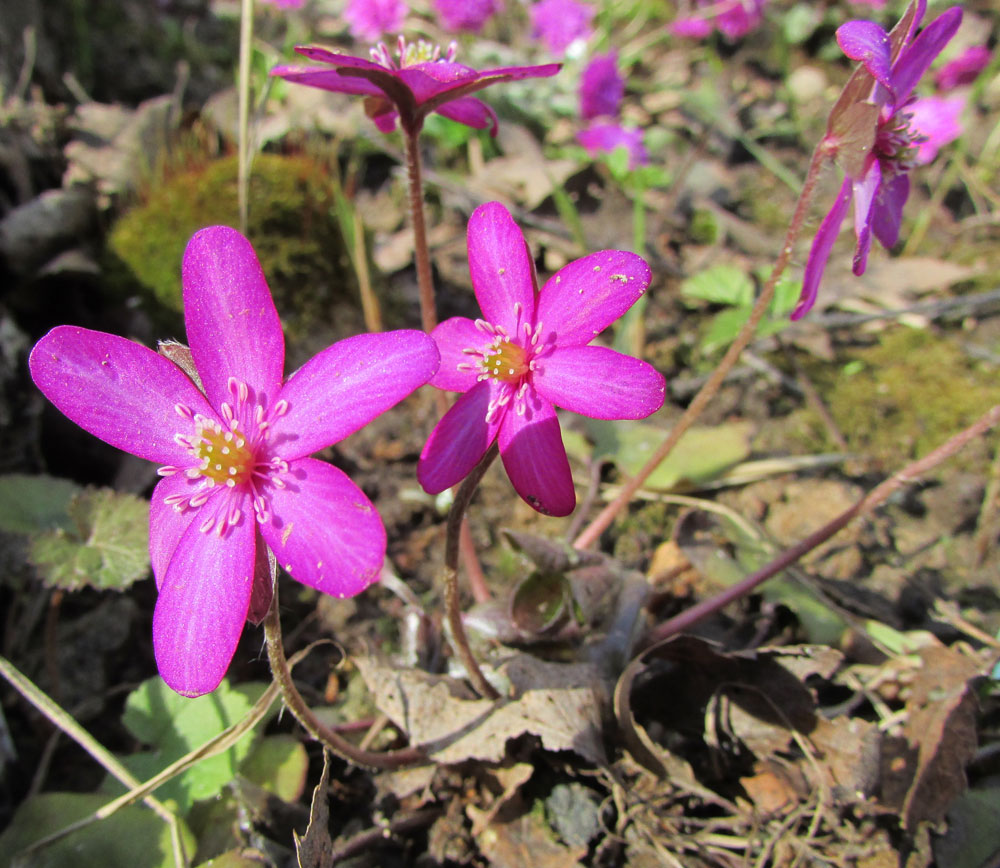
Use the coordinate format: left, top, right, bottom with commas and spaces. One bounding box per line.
530, 0, 594, 56
670, 0, 766, 41
344, 0, 407, 43
29, 227, 439, 697
908, 94, 964, 163
935, 45, 991, 91
793, 1, 961, 319
418, 203, 665, 517
433, 0, 502, 33
577, 123, 649, 169
272, 38, 560, 135
580, 52, 624, 120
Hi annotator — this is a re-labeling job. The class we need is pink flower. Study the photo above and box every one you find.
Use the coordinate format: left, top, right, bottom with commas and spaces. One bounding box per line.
577, 123, 649, 169
433, 0, 502, 33
29, 227, 439, 697
580, 52, 624, 120
794, 1, 961, 319
530, 0, 594, 55
908, 94, 964, 163
272, 38, 559, 135
935, 45, 991, 91
418, 203, 665, 516
670, 0, 766, 41
344, 0, 407, 43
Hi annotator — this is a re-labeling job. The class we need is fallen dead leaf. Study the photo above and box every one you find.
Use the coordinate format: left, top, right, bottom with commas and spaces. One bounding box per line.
354, 653, 607, 765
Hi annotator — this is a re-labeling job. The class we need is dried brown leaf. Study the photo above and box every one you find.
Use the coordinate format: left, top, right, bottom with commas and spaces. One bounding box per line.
355, 654, 607, 765
294, 750, 333, 868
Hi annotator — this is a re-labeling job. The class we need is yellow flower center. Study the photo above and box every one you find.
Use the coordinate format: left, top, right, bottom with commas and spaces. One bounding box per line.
480, 340, 529, 383
194, 425, 254, 486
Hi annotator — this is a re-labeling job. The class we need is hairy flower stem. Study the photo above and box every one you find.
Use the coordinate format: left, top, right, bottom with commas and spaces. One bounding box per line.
573, 141, 834, 550
263, 583, 427, 769
404, 129, 438, 335
443, 443, 501, 699
644, 402, 1000, 646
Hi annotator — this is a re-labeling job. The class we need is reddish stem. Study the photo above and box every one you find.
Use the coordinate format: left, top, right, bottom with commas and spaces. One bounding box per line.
573, 141, 835, 550
404, 129, 438, 335
644, 402, 1000, 646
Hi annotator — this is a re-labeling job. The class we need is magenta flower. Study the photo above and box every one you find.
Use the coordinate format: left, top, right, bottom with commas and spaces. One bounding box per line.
577, 123, 649, 169
272, 38, 559, 135
29, 227, 439, 697
418, 203, 665, 517
670, 0, 766, 41
530, 0, 594, 56
433, 0, 502, 33
344, 0, 407, 43
793, 1, 961, 319
908, 94, 964, 163
580, 52, 624, 120
935, 45, 990, 91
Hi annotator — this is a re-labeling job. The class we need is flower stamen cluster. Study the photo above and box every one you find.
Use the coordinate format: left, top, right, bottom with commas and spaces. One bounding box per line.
370, 36, 458, 70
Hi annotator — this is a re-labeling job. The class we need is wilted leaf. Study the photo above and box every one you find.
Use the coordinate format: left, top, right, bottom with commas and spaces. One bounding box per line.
881, 645, 983, 829
117, 678, 267, 814
295, 750, 334, 868
0, 792, 194, 868
474, 797, 587, 868
579, 419, 754, 491
28, 488, 150, 591
240, 735, 309, 803
355, 654, 607, 765
0, 474, 80, 535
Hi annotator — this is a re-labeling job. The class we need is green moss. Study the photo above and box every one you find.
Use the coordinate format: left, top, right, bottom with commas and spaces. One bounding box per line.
107, 154, 360, 356
814, 328, 1000, 466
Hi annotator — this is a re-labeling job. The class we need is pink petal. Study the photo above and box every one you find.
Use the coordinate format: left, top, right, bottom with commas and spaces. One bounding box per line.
533, 346, 665, 420
851, 159, 881, 275
429, 317, 487, 392
793, 177, 852, 320
467, 202, 537, 335
836, 21, 893, 91
436, 97, 498, 133
535, 250, 651, 347
498, 389, 575, 516
293, 46, 387, 70
871, 172, 909, 249
182, 227, 285, 412
907, 94, 964, 164
29, 326, 216, 466
258, 457, 385, 598
269, 65, 385, 96
152, 502, 257, 697
149, 473, 208, 589
418, 380, 503, 494
890, 6, 962, 108
269, 330, 438, 461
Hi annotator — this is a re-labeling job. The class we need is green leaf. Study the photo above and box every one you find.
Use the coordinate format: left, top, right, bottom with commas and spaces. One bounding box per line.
681, 265, 754, 308
28, 488, 150, 591
0, 474, 81, 535
701, 306, 753, 354
116, 678, 268, 814
239, 734, 309, 802
584, 419, 755, 491
769, 275, 802, 317
0, 792, 194, 868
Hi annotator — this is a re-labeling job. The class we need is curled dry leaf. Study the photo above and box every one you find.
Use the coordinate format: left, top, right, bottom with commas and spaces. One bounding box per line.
354, 653, 607, 765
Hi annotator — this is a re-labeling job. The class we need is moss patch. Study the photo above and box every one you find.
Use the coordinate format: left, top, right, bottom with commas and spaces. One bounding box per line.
814, 327, 1000, 467
107, 154, 360, 360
